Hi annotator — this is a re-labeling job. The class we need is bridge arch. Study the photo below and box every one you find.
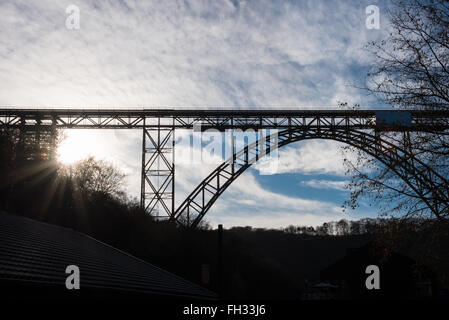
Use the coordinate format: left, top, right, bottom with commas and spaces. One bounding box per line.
172, 127, 449, 228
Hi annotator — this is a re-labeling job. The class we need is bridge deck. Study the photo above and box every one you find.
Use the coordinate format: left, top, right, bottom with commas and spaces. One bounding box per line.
1, 108, 448, 130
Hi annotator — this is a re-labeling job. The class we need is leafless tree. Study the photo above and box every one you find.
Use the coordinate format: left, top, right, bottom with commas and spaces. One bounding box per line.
70, 156, 125, 199
343, 0, 449, 221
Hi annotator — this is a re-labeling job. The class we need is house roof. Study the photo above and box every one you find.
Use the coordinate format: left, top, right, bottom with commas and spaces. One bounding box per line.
0, 211, 217, 299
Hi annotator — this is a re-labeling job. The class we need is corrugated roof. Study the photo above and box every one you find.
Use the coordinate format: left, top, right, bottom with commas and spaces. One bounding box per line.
0, 211, 217, 299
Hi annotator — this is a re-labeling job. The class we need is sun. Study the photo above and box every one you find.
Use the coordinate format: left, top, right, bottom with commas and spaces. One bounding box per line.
57, 130, 125, 169
57, 130, 98, 165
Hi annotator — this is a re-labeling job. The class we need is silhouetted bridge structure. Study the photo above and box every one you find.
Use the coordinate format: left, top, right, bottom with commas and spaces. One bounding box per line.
1, 108, 449, 227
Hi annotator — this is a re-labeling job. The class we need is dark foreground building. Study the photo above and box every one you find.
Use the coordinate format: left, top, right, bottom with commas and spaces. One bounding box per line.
0, 211, 217, 300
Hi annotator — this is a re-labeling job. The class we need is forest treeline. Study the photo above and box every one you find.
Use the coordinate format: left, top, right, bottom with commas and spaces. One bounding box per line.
282, 218, 388, 236
1, 129, 448, 298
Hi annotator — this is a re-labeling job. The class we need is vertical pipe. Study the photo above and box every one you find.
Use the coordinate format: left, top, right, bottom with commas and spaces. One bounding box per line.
172, 116, 175, 218
157, 118, 161, 217
217, 224, 223, 297
231, 130, 234, 174
255, 131, 259, 161
140, 118, 146, 210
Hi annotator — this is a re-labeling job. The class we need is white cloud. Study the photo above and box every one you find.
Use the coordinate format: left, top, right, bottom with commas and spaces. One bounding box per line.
300, 179, 348, 191
0, 0, 387, 108
256, 140, 355, 176
230, 173, 342, 213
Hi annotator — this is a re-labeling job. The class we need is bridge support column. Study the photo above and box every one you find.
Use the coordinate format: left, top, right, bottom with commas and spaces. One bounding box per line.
140, 117, 175, 220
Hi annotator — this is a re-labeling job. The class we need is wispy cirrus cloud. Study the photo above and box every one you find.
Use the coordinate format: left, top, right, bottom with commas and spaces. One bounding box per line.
300, 179, 348, 191
254, 140, 357, 176
0, 0, 387, 108
0, 0, 389, 226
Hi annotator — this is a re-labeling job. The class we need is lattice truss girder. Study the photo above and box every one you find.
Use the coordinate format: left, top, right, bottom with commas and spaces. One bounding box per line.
1, 109, 448, 130
173, 127, 449, 228
0, 114, 368, 128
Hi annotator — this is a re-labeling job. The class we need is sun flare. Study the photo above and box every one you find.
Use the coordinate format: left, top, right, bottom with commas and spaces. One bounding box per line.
57, 130, 101, 165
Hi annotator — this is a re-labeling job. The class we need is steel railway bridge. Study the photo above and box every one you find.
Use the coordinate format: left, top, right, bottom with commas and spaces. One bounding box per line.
1, 108, 449, 227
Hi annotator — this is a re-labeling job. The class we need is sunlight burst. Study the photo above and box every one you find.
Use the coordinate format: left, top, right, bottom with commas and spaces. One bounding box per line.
57, 130, 103, 165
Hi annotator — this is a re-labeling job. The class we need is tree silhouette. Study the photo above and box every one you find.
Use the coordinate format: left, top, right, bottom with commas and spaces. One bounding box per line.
343, 0, 449, 221
68, 156, 126, 199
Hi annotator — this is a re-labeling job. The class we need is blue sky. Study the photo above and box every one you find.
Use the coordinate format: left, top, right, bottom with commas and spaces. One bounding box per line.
0, 0, 393, 228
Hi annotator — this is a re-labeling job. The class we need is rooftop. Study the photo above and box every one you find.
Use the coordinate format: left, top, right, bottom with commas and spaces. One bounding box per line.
0, 211, 217, 299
